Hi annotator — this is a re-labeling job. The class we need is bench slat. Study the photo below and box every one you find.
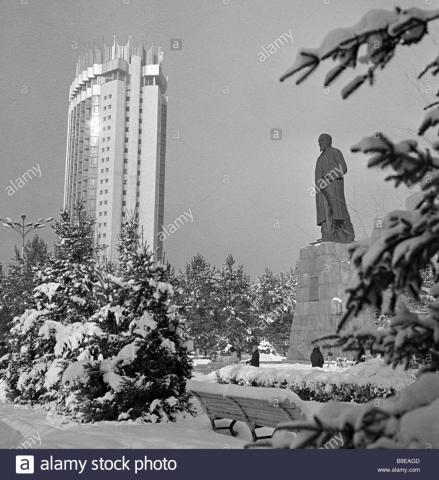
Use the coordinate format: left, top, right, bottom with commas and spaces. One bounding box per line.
189, 384, 307, 441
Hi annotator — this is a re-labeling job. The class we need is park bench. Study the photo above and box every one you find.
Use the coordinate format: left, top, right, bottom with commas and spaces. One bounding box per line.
187, 380, 309, 441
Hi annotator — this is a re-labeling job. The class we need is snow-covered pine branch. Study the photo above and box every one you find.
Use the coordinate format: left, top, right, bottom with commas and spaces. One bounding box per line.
281, 7, 439, 98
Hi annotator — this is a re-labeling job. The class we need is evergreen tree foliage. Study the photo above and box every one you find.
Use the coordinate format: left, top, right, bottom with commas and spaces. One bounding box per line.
64, 217, 192, 422
250, 269, 296, 356
177, 256, 297, 358
2, 204, 100, 403
175, 254, 221, 355
261, 6, 439, 449
34, 204, 100, 323
216, 255, 254, 359
0, 299, 9, 359
0, 235, 50, 322
0, 235, 50, 357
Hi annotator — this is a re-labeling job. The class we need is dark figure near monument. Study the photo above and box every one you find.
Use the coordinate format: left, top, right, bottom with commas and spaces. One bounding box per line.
310, 346, 324, 368
315, 134, 355, 243
355, 345, 366, 364
246, 344, 260, 367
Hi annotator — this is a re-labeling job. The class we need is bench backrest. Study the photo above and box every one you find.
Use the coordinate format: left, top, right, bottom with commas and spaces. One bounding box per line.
191, 391, 248, 422
230, 395, 306, 427
189, 382, 307, 428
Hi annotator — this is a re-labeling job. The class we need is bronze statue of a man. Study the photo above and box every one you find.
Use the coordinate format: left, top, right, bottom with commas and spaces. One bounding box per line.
314, 133, 355, 243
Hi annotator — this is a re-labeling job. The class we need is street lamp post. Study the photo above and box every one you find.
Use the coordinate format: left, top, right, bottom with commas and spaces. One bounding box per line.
0, 215, 53, 269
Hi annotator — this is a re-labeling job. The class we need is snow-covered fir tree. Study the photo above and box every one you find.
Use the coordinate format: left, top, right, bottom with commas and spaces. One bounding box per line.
250, 269, 296, 356
62, 217, 192, 422
1, 204, 102, 403
175, 254, 222, 356
0, 235, 49, 357
0, 237, 49, 330
177, 256, 296, 358
216, 255, 254, 360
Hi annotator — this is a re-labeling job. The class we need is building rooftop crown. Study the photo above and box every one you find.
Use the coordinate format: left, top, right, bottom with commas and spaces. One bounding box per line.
75, 35, 164, 75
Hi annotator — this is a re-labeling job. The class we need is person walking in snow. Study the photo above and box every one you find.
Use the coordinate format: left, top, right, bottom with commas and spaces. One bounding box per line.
310, 345, 324, 367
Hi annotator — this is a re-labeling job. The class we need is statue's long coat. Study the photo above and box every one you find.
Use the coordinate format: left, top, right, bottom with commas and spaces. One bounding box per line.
315, 146, 351, 226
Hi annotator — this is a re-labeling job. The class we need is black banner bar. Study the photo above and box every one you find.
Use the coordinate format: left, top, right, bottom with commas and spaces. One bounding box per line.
4, 449, 437, 480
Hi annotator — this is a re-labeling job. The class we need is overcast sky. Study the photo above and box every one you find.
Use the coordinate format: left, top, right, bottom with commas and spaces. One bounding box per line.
1, 0, 438, 277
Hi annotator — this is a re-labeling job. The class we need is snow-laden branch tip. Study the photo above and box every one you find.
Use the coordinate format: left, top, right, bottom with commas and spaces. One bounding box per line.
280, 7, 439, 97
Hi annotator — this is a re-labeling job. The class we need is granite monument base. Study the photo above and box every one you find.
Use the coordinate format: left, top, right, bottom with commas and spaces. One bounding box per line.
287, 241, 373, 362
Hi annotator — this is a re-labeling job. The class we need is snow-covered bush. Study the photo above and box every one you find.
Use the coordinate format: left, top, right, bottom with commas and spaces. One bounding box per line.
263, 6, 439, 449
217, 359, 415, 403
273, 373, 439, 449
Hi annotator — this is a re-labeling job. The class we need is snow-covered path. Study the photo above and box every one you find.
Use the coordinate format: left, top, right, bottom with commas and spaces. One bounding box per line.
0, 416, 22, 447
0, 402, 248, 449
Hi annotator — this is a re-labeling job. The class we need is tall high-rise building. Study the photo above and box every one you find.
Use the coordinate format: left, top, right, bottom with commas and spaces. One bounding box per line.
64, 36, 167, 261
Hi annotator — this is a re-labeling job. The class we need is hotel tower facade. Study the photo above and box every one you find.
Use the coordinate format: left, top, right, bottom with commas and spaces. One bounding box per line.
63, 37, 167, 261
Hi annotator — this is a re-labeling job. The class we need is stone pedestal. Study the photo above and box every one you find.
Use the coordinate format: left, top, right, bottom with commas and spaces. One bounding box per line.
287, 242, 372, 362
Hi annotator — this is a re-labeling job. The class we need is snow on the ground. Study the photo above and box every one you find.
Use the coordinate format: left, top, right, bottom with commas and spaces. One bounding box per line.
0, 400, 248, 449
0, 372, 251, 449
0, 417, 22, 448
0, 370, 317, 449
191, 371, 217, 382
4, 359, 404, 450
